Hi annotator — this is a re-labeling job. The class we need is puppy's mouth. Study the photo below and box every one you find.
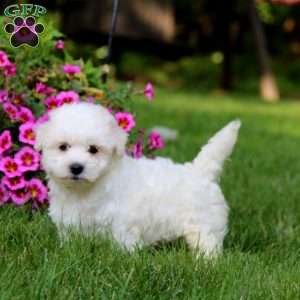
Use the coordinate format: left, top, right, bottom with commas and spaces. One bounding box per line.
58, 175, 88, 182
70, 176, 87, 182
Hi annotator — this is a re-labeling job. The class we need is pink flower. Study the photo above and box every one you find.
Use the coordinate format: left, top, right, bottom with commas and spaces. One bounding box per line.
0, 51, 10, 67
27, 178, 48, 203
0, 130, 12, 154
17, 106, 35, 123
35, 82, 47, 94
86, 96, 95, 103
10, 189, 30, 206
115, 112, 135, 132
4, 62, 16, 77
55, 39, 64, 50
63, 64, 81, 75
0, 51, 15, 77
57, 91, 80, 105
11, 94, 23, 106
148, 131, 164, 150
0, 184, 10, 204
0, 157, 22, 178
36, 112, 50, 125
2, 176, 26, 191
46, 86, 55, 95
3, 102, 19, 120
44, 96, 61, 110
19, 122, 36, 145
0, 90, 8, 103
35, 82, 55, 95
132, 142, 143, 159
144, 82, 155, 101
15, 146, 40, 172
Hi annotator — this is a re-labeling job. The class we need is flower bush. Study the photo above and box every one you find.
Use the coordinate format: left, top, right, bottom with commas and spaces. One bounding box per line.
0, 19, 163, 207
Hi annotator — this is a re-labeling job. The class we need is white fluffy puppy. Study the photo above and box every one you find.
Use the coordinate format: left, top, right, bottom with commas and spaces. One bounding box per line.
35, 103, 240, 257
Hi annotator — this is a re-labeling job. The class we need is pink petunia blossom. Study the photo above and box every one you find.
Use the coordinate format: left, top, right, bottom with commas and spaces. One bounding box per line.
27, 178, 48, 203
0, 183, 10, 204
10, 94, 23, 106
55, 40, 64, 50
144, 82, 155, 101
148, 131, 164, 150
0, 51, 15, 77
2, 176, 26, 191
10, 189, 30, 206
46, 86, 55, 95
19, 122, 36, 145
132, 142, 143, 159
17, 106, 35, 123
35, 82, 47, 94
44, 96, 61, 110
36, 112, 50, 125
35, 82, 55, 95
86, 96, 95, 103
4, 62, 16, 77
0, 130, 12, 154
3, 102, 19, 120
0, 157, 22, 178
115, 112, 135, 133
0, 51, 10, 67
15, 146, 40, 172
56, 91, 80, 105
0, 90, 8, 103
63, 64, 81, 75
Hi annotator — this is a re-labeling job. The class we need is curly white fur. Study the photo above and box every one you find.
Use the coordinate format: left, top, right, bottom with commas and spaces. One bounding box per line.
35, 103, 240, 257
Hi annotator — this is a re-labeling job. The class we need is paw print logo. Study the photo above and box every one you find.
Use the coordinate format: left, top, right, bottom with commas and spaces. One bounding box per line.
4, 16, 44, 48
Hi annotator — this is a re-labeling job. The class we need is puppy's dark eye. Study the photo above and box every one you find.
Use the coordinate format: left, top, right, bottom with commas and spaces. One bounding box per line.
59, 143, 69, 152
88, 145, 99, 154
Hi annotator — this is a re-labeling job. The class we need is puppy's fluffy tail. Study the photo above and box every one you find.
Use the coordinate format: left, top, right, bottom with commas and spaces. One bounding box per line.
193, 120, 241, 182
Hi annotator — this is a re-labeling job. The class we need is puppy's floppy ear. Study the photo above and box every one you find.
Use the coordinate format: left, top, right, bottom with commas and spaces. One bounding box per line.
110, 120, 128, 156
34, 122, 49, 151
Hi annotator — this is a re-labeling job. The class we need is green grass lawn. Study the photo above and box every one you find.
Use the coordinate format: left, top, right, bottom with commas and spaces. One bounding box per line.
1, 89, 300, 299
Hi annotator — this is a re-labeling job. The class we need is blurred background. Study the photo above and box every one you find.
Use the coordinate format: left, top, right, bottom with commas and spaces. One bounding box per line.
2, 0, 300, 102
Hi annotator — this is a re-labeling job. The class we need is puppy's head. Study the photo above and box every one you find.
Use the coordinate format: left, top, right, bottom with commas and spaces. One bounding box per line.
35, 103, 127, 184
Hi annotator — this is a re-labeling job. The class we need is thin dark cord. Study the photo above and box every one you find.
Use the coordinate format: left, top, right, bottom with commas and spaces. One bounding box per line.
102, 0, 120, 83
107, 0, 120, 65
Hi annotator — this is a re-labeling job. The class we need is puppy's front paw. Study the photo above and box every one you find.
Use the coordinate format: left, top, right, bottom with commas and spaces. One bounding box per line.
57, 226, 70, 247
185, 231, 223, 259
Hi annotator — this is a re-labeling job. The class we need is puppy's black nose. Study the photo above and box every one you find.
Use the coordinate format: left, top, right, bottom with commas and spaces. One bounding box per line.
70, 163, 84, 175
